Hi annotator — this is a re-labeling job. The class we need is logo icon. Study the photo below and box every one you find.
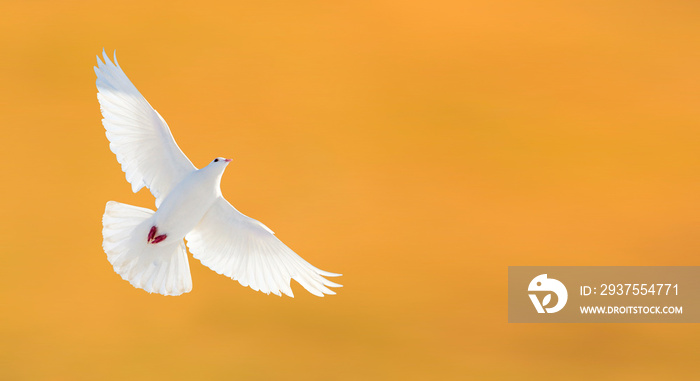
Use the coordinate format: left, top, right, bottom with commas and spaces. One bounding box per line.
528, 274, 568, 313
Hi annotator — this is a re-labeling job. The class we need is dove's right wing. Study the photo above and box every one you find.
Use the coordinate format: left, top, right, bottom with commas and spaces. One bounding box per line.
95, 51, 196, 205
185, 198, 342, 297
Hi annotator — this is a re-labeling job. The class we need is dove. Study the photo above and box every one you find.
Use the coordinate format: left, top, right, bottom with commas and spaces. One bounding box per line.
95, 51, 341, 297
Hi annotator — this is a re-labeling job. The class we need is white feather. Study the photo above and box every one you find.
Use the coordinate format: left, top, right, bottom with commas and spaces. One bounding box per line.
186, 198, 341, 297
95, 50, 196, 206
102, 201, 192, 296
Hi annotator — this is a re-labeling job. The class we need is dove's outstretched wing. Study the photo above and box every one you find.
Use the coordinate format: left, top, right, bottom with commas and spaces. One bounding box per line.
185, 198, 342, 297
95, 51, 196, 205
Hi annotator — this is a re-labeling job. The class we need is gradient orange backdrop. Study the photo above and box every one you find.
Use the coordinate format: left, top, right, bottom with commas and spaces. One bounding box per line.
1, 1, 700, 380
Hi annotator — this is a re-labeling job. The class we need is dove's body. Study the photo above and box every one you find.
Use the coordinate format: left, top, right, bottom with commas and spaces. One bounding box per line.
96, 51, 341, 297
149, 163, 224, 245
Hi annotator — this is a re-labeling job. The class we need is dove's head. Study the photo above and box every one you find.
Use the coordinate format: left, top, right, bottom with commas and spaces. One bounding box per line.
204, 157, 232, 174
195, 157, 233, 192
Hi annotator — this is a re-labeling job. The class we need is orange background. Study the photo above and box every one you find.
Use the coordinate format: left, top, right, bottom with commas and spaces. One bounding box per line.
1, 1, 700, 380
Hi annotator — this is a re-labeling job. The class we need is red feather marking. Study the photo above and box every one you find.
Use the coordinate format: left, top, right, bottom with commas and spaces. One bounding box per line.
147, 226, 157, 242
152, 234, 167, 244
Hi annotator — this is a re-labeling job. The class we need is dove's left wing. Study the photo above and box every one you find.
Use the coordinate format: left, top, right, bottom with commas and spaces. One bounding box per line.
95, 51, 196, 205
185, 198, 342, 297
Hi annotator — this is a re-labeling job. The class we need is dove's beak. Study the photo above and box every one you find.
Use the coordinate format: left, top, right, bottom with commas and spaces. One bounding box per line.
224, 158, 232, 163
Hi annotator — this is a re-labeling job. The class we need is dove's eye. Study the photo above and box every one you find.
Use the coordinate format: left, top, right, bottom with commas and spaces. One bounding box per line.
214, 159, 219, 162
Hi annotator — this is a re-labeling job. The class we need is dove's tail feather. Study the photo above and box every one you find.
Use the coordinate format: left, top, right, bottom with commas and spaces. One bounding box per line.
102, 201, 192, 296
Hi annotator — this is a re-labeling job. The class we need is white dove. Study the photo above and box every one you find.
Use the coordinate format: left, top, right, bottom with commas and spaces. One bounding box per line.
95, 51, 341, 297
